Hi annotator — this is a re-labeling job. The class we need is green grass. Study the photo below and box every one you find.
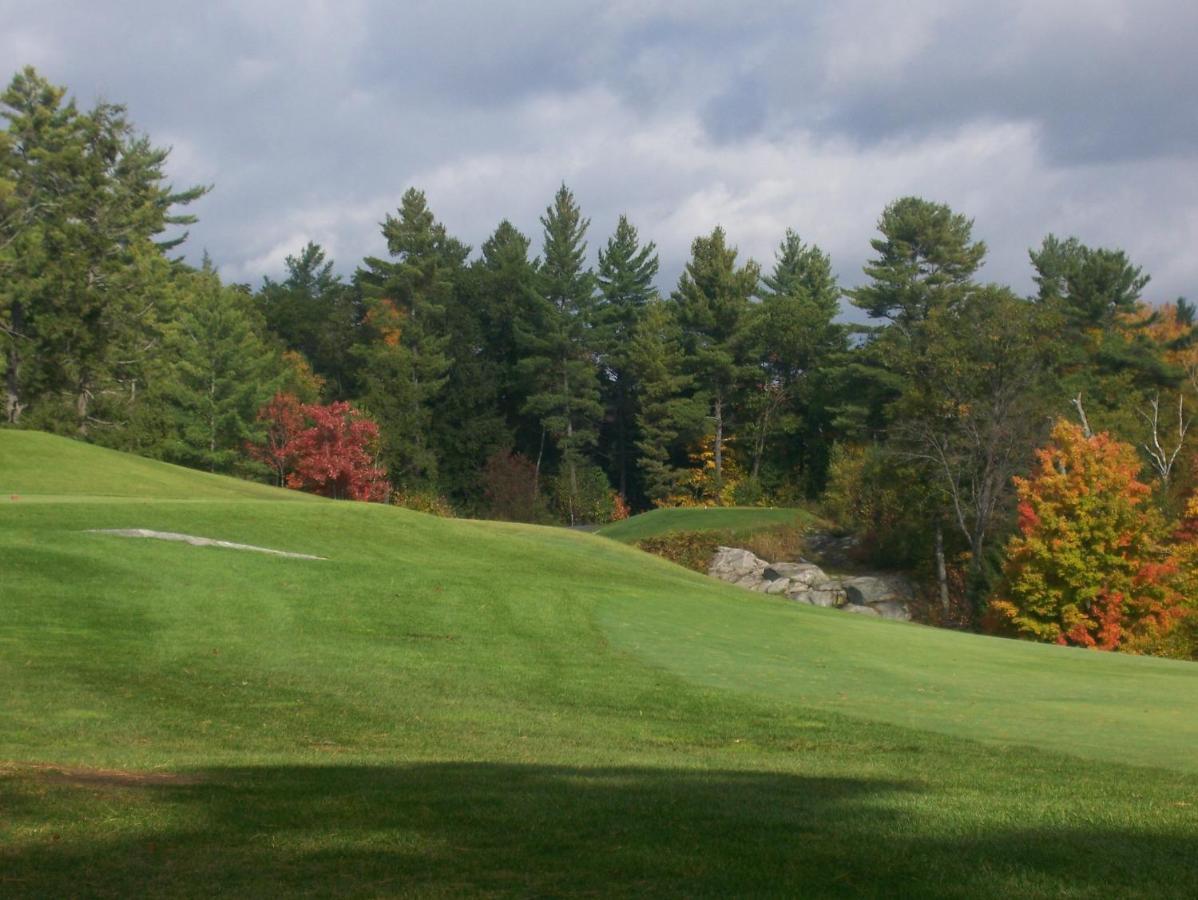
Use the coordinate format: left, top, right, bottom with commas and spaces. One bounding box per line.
596, 505, 814, 542
2, 431, 1197, 897
0, 430, 317, 502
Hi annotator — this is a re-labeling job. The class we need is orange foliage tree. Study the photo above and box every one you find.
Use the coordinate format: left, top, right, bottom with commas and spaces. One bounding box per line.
991, 419, 1184, 651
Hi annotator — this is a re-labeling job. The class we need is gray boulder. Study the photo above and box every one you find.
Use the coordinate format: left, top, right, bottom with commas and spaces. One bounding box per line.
763, 561, 820, 581
870, 599, 911, 620
709, 546, 768, 580
840, 575, 914, 606
843, 603, 880, 616
706, 545, 912, 622
807, 589, 845, 608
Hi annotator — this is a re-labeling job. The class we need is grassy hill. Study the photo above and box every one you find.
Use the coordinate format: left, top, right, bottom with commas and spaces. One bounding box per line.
596, 505, 814, 542
2, 431, 1197, 897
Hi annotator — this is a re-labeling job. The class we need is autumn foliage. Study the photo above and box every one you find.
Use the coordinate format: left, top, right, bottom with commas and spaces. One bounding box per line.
251, 392, 306, 486
991, 420, 1184, 651
250, 394, 389, 502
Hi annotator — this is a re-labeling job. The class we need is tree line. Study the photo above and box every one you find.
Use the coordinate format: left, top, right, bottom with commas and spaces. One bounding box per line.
3, 67, 1196, 656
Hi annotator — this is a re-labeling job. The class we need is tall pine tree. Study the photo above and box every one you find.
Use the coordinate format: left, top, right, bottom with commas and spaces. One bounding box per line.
517, 184, 602, 523
357, 188, 467, 487
628, 298, 703, 503
847, 197, 985, 332
742, 229, 846, 489
669, 227, 759, 500
595, 214, 659, 500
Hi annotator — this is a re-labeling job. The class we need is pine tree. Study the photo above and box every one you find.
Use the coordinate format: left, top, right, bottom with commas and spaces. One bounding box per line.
476, 220, 541, 447
258, 242, 358, 393
1030, 235, 1175, 441
595, 214, 659, 499
161, 264, 279, 473
847, 197, 985, 331
743, 230, 846, 486
357, 188, 467, 487
669, 227, 759, 501
0, 66, 204, 431
628, 299, 703, 503
517, 184, 602, 524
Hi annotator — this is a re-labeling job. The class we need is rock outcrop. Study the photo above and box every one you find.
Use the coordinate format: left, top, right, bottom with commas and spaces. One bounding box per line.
708, 546, 912, 621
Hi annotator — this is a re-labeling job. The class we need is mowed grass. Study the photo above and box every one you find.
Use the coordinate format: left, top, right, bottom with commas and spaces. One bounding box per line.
596, 505, 815, 542
1, 432, 1197, 897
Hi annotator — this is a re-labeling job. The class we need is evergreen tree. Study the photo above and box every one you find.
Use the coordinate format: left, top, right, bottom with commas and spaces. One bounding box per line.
160, 264, 279, 473
517, 183, 602, 523
1030, 235, 1176, 439
477, 220, 541, 448
0, 66, 204, 431
847, 196, 986, 331
595, 214, 659, 499
357, 188, 467, 487
669, 227, 759, 500
258, 242, 360, 395
430, 257, 513, 506
628, 299, 703, 503
1030, 235, 1149, 327
743, 230, 846, 490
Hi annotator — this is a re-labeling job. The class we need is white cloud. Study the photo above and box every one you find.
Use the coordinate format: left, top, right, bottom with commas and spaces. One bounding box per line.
7, 0, 1195, 304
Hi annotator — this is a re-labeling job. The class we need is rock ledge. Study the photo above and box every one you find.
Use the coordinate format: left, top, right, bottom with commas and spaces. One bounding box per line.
708, 546, 912, 620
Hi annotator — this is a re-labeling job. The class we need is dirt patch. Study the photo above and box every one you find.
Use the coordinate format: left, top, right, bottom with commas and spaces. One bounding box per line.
86, 528, 326, 560
3, 762, 203, 788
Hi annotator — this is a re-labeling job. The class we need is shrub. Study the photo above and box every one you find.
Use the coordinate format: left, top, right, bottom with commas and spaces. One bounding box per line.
737, 524, 807, 565
549, 465, 626, 525
633, 523, 808, 574
635, 531, 719, 573
391, 489, 456, 517
664, 436, 743, 507
821, 443, 934, 567
482, 450, 547, 523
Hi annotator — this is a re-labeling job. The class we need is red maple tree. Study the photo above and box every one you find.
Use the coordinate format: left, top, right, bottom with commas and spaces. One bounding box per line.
252, 395, 390, 502
248, 392, 305, 486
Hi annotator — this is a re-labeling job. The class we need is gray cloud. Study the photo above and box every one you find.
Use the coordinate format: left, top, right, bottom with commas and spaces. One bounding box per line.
2, 0, 1195, 306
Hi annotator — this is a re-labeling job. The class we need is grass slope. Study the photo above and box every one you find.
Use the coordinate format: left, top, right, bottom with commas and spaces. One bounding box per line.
0, 430, 317, 502
2, 431, 1196, 897
596, 505, 813, 542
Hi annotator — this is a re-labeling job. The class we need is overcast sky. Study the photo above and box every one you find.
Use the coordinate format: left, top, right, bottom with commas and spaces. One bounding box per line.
4, 0, 1196, 308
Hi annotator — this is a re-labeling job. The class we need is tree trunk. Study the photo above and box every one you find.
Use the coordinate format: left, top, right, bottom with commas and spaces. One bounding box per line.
75, 372, 91, 437
208, 372, 217, 473
751, 400, 775, 482
935, 523, 950, 619
533, 427, 546, 502
713, 392, 724, 503
616, 381, 627, 499
563, 361, 578, 525
5, 299, 24, 424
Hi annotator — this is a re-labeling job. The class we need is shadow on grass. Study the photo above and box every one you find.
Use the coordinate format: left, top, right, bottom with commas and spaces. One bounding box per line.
2, 762, 1195, 897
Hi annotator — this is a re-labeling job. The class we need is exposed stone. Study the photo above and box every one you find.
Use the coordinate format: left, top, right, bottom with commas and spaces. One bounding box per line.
709, 546, 768, 580
843, 603, 880, 616
763, 561, 821, 581
706, 544, 912, 621
870, 599, 911, 620
840, 575, 914, 606
807, 590, 844, 608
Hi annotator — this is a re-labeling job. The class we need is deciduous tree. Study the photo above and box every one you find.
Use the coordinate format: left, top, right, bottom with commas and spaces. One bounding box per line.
992, 420, 1184, 650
